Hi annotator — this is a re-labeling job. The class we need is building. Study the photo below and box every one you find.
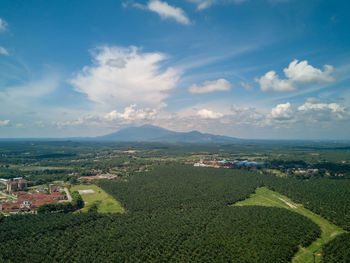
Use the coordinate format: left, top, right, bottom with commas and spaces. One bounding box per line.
78, 173, 118, 181
7, 182, 18, 192
49, 184, 59, 193
6, 180, 27, 193
18, 180, 27, 189
1, 190, 65, 213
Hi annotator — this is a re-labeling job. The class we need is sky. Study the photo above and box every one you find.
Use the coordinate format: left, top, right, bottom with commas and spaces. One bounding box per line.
0, 0, 350, 139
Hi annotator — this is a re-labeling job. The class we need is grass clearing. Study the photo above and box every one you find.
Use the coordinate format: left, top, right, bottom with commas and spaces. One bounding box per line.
70, 184, 125, 214
234, 187, 346, 263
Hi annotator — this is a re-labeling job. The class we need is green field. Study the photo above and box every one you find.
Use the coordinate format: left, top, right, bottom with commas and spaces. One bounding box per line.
234, 187, 346, 263
70, 184, 125, 213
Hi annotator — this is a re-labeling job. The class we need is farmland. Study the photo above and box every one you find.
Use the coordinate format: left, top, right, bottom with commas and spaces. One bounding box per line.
70, 184, 125, 213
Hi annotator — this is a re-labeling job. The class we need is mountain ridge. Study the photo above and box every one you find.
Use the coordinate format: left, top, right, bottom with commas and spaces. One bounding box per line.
96, 124, 240, 143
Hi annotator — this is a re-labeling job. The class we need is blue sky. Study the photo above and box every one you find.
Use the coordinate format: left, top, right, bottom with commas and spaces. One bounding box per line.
0, 0, 350, 139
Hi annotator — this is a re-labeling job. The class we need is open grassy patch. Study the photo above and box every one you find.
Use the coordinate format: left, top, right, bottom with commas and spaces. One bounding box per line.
70, 184, 125, 214
234, 187, 346, 263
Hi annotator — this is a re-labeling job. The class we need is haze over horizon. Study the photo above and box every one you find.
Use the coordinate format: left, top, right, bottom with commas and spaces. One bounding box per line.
1, 0, 350, 139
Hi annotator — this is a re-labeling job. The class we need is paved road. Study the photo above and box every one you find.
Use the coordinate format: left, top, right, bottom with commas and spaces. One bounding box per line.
0, 191, 16, 199
59, 187, 72, 203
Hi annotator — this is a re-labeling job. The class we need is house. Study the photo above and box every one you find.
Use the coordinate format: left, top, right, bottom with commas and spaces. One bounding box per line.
1, 189, 65, 213
20, 200, 31, 208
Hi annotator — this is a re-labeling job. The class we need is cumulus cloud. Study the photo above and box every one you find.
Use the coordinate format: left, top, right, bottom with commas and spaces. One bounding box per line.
266, 99, 348, 125
197, 109, 224, 119
147, 0, 191, 25
105, 104, 159, 121
256, 71, 296, 92
230, 105, 265, 126
0, 18, 7, 32
284, 60, 334, 83
298, 98, 344, 113
271, 102, 293, 120
189, 78, 231, 94
0, 46, 8, 56
256, 60, 335, 92
71, 46, 180, 109
0, 120, 10, 126
297, 98, 346, 121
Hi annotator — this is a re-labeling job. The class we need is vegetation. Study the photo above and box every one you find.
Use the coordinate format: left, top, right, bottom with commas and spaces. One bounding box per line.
262, 175, 350, 231
0, 141, 349, 262
234, 187, 346, 263
70, 184, 125, 213
0, 166, 322, 262
37, 191, 84, 214
321, 233, 350, 263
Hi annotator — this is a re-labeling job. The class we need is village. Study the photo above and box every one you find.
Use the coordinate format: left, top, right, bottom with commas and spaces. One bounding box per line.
187, 159, 265, 169
0, 178, 68, 214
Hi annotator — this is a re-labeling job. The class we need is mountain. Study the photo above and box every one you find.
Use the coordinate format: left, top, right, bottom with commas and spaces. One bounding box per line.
96, 125, 240, 143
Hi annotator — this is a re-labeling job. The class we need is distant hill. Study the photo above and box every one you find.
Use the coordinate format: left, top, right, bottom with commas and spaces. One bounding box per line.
95, 125, 240, 143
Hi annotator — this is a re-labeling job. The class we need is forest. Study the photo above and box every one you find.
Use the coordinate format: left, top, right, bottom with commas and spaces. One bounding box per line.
0, 166, 322, 262
261, 174, 350, 231
321, 233, 350, 263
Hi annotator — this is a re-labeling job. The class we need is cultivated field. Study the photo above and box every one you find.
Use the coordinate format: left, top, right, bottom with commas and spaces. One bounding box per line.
234, 187, 346, 263
70, 184, 125, 213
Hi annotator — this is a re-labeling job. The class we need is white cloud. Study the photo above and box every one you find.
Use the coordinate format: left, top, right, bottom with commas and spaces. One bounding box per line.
71, 46, 180, 109
284, 60, 334, 83
271, 102, 293, 120
0, 120, 10, 126
187, 0, 246, 10
147, 0, 191, 25
0, 75, 59, 103
230, 105, 265, 126
266, 99, 348, 125
240, 81, 253, 91
298, 99, 344, 113
188, 0, 215, 10
0, 18, 7, 32
189, 78, 231, 94
122, 0, 147, 9
256, 60, 335, 92
256, 71, 296, 92
105, 104, 159, 121
197, 109, 224, 119
0, 46, 9, 56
